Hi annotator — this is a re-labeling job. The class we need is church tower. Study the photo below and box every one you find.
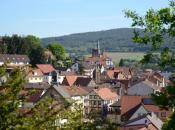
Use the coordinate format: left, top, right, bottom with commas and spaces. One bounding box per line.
97, 40, 101, 55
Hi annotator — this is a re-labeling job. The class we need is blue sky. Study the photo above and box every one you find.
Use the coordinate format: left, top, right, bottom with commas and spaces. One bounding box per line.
0, 0, 169, 38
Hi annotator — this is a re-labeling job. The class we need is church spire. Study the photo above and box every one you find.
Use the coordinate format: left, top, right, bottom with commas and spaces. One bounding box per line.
97, 40, 101, 55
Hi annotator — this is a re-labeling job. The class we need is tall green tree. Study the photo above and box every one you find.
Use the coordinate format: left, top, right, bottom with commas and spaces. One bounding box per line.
1, 35, 47, 66
125, 1, 175, 129
47, 43, 66, 61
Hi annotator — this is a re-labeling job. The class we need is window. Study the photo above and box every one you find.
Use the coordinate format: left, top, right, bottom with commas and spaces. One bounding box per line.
98, 101, 101, 106
154, 112, 159, 117
161, 112, 166, 117
93, 101, 97, 105
89, 95, 93, 99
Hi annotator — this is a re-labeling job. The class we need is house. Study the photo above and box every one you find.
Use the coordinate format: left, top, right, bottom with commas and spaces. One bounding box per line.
40, 85, 89, 106
82, 62, 95, 78
84, 87, 119, 117
62, 75, 96, 87
128, 98, 171, 121
36, 64, 58, 84
19, 89, 44, 108
61, 75, 78, 86
116, 96, 170, 122
27, 69, 44, 83
57, 71, 77, 84
127, 79, 161, 96
115, 67, 132, 80
0, 54, 30, 66
74, 77, 96, 87
148, 72, 167, 88
120, 112, 163, 130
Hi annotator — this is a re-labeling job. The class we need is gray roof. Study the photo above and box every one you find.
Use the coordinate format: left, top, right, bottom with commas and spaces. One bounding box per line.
53, 85, 71, 98
0, 54, 30, 63
24, 83, 50, 90
121, 112, 163, 130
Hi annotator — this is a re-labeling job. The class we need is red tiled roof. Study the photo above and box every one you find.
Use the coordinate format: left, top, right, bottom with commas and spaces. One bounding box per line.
36, 64, 55, 74
28, 69, 43, 77
94, 87, 118, 100
62, 86, 89, 96
121, 96, 149, 115
62, 75, 77, 86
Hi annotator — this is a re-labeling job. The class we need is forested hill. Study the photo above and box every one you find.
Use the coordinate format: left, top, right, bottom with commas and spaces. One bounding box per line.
41, 28, 174, 55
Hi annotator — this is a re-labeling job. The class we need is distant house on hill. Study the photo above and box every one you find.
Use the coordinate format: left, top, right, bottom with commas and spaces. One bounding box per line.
0, 54, 30, 66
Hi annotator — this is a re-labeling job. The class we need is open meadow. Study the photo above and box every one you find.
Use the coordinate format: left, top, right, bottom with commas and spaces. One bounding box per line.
106, 52, 145, 63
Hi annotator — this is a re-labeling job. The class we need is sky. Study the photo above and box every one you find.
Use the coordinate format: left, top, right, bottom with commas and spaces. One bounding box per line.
0, 0, 169, 38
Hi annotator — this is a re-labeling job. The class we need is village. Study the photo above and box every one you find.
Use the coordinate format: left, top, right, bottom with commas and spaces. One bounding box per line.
0, 42, 172, 130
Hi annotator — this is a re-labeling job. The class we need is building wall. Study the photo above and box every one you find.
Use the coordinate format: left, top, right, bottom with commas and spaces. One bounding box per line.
28, 76, 43, 83
84, 91, 103, 115
120, 124, 147, 130
58, 76, 65, 84
43, 75, 52, 84
129, 106, 148, 120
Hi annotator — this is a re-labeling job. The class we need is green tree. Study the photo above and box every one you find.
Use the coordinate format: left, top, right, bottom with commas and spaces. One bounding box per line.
1, 35, 46, 66
29, 46, 47, 66
119, 58, 124, 67
47, 43, 66, 61
0, 66, 97, 130
125, 1, 175, 129
0, 66, 59, 129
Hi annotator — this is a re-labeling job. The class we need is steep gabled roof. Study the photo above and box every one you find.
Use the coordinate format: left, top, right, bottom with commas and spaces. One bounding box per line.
36, 64, 55, 74
121, 113, 163, 130
74, 77, 93, 86
27, 69, 43, 77
62, 75, 77, 86
120, 96, 149, 115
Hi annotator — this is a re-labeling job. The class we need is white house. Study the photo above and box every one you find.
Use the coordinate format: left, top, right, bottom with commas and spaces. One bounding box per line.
36, 64, 58, 84
27, 69, 44, 83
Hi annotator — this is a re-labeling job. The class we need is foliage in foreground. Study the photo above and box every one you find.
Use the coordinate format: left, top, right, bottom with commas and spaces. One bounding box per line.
125, 1, 175, 129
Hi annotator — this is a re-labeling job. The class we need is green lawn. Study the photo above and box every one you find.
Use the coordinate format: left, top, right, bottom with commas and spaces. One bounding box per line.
107, 52, 145, 63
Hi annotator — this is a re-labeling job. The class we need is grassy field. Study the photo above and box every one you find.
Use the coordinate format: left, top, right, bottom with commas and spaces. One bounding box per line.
86, 52, 145, 63
107, 52, 145, 63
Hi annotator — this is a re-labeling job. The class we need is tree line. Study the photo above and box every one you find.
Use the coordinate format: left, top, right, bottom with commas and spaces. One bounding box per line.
0, 35, 70, 68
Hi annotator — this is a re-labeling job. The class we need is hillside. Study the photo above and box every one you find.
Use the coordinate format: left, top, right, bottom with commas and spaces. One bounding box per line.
41, 28, 175, 56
